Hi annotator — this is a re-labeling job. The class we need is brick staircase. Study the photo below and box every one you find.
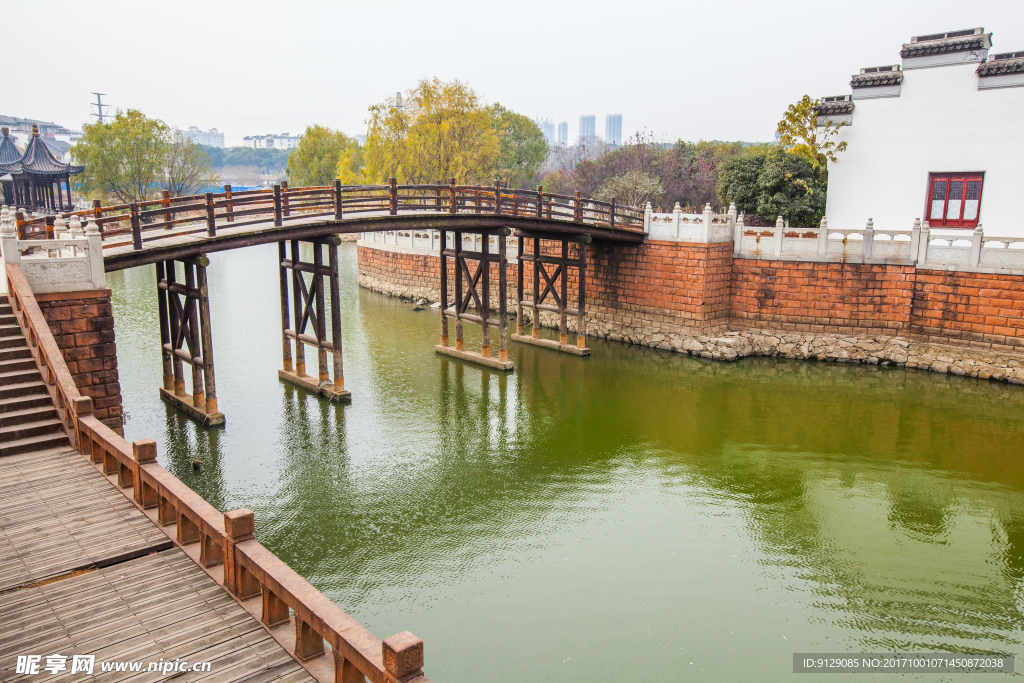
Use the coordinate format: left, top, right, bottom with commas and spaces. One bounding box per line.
0, 295, 69, 456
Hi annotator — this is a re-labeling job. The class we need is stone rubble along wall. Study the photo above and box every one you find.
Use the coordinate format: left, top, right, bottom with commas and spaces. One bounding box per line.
36, 289, 125, 433
356, 241, 1024, 385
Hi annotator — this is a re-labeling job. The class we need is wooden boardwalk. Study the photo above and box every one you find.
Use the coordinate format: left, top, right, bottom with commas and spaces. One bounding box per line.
0, 447, 315, 683
0, 447, 169, 592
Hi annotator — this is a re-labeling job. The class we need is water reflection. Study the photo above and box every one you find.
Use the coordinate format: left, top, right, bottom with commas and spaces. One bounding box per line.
108, 243, 1024, 682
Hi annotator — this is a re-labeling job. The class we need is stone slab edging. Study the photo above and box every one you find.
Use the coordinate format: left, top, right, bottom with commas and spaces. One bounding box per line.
7, 263, 432, 683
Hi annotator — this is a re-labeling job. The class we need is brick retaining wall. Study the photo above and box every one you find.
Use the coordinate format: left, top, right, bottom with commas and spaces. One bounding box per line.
356, 240, 1024, 382
36, 289, 124, 434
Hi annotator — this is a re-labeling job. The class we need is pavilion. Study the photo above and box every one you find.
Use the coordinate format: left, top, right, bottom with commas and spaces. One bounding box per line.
0, 124, 83, 213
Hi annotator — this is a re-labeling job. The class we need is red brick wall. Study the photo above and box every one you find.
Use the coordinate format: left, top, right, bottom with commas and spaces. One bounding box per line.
911, 270, 1024, 352
37, 290, 123, 434
357, 242, 1024, 351
730, 260, 915, 336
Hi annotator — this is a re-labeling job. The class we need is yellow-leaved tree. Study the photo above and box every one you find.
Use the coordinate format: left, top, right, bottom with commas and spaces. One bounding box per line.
776, 94, 848, 171
364, 78, 499, 184
287, 125, 363, 186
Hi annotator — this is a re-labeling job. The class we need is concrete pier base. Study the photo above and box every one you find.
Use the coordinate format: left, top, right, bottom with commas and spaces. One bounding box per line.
278, 369, 352, 403
435, 345, 515, 371
512, 334, 590, 356
159, 388, 225, 427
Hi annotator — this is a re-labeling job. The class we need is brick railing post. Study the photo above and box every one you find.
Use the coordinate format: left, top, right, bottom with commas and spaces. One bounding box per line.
224, 508, 259, 598
382, 631, 424, 683
132, 439, 158, 508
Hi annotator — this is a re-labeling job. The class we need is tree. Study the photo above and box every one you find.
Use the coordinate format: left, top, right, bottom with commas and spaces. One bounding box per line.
717, 145, 826, 227
72, 109, 169, 204
776, 94, 847, 170
594, 170, 664, 209
364, 78, 499, 184
287, 125, 361, 186
489, 104, 548, 188
163, 130, 217, 197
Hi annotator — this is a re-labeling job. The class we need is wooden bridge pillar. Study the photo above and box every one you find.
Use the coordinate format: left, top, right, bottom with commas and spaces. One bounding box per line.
156, 256, 226, 426
512, 232, 591, 356
436, 228, 514, 371
277, 236, 350, 403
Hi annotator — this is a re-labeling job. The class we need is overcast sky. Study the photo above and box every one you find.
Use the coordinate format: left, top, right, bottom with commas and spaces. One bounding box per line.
8, 0, 1022, 147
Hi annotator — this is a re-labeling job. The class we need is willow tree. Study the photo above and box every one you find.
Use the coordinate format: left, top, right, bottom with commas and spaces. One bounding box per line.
287, 125, 362, 186
73, 109, 169, 203
364, 79, 499, 184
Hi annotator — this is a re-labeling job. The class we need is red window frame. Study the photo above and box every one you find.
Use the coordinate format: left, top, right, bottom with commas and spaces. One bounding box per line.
925, 172, 984, 228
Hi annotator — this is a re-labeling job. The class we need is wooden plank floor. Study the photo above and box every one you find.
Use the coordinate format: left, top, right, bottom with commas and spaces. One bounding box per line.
0, 447, 171, 592
0, 549, 315, 683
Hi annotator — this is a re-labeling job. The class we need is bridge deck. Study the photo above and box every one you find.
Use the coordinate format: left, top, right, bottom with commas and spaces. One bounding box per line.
0, 448, 315, 683
100, 210, 643, 271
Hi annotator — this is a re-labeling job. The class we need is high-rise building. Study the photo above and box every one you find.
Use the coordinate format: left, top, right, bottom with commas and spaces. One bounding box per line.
579, 115, 596, 144
534, 117, 556, 146
605, 114, 622, 146
557, 121, 568, 146
186, 126, 225, 147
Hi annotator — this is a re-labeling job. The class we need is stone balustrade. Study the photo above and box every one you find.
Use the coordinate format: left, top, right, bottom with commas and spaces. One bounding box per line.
1, 207, 107, 294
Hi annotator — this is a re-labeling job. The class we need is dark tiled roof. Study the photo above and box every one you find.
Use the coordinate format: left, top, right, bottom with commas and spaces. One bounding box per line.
0, 130, 21, 166
814, 100, 854, 117
978, 57, 1024, 76
4, 126, 83, 176
901, 35, 990, 58
851, 71, 904, 88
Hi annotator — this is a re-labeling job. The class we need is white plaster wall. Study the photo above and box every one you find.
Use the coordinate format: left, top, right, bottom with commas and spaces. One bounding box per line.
825, 63, 1024, 237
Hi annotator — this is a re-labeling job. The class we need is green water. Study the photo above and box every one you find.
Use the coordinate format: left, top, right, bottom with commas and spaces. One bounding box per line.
106, 243, 1024, 682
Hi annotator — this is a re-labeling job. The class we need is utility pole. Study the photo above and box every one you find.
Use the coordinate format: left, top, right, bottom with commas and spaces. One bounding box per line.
91, 93, 109, 123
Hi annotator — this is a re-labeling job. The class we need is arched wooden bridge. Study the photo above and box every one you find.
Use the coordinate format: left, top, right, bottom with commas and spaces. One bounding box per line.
12, 181, 643, 426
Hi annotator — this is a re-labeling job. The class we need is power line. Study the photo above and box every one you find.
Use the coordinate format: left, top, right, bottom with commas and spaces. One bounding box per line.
91, 93, 109, 124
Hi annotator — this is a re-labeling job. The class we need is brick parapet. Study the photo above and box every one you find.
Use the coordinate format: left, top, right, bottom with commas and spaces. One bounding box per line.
35, 289, 124, 434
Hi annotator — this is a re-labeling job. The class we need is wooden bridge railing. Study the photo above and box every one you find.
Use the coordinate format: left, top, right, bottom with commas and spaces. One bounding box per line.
5, 261, 432, 683
13, 179, 643, 250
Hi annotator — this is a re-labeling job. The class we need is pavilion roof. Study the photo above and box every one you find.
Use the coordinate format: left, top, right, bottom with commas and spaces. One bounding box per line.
0, 124, 83, 177
0, 128, 21, 172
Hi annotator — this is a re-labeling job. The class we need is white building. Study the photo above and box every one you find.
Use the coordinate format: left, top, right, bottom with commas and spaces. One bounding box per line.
186, 126, 225, 147
578, 115, 596, 144
819, 28, 1024, 237
243, 133, 301, 150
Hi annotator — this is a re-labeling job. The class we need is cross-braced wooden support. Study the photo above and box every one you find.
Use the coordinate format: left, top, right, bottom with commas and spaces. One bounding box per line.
512, 232, 591, 356
277, 236, 351, 402
435, 228, 514, 371
156, 256, 226, 426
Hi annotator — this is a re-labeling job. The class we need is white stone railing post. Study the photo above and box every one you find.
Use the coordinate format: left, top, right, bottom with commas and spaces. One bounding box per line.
918, 222, 931, 264
734, 211, 745, 257
672, 202, 683, 240
643, 202, 652, 234
85, 218, 105, 289
1, 206, 19, 268
863, 218, 874, 260
816, 216, 829, 257
970, 226, 983, 267
909, 218, 921, 264
701, 203, 713, 243
773, 215, 784, 257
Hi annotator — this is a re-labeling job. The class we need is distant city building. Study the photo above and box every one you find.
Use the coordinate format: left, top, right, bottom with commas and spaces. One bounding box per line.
354, 133, 367, 146
605, 114, 622, 146
579, 115, 596, 144
243, 133, 302, 150
0, 115, 81, 158
186, 126, 225, 148
557, 121, 568, 146
533, 117, 556, 146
